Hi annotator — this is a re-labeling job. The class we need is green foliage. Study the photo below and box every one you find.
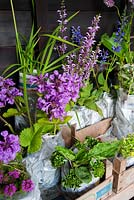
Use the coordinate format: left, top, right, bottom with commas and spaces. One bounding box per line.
51, 137, 120, 189
101, 9, 134, 94
90, 158, 105, 178
77, 82, 104, 116
88, 140, 121, 159
75, 166, 92, 183
75, 136, 100, 150
62, 168, 82, 189
51, 151, 66, 168
120, 134, 134, 158
20, 123, 44, 153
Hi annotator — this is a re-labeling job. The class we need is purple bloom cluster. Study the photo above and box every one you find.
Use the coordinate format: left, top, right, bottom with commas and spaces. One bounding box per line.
4, 183, 17, 197
21, 179, 35, 192
30, 70, 81, 120
56, 0, 68, 54
63, 15, 101, 82
0, 76, 22, 108
0, 130, 21, 164
70, 26, 83, 45
8, 170, 20, 179
103, 0, 115, 7
1, 169, 34, 197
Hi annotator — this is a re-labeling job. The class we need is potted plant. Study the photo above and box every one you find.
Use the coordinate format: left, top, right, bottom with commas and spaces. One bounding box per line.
101, 0, 134, 138
50, 136, 120, 198
0, 130, 40, 200
0, 0, 85, 196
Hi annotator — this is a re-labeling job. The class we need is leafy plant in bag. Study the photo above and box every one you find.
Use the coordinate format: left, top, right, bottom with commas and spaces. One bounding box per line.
51, 136, 120, 189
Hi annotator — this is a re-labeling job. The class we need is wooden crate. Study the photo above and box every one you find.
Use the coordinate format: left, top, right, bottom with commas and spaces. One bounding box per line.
71, 118, 112, 143
106, 183, 134, 200
112, 156, 134, 193
76, 160, 113, 200
61, 118, 112, 147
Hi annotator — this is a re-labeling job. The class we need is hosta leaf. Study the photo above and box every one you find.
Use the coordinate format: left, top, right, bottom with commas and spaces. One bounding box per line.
3, 108, 20, 118
75, 167, 92, 183
20, 128, 33, 147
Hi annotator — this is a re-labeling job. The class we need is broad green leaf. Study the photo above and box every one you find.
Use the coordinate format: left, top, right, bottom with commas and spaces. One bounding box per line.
28, 132, 42, 153
98, 73, 105, 85
75, 167, 92, 183
3, 108, 19, 118
79, 83, 93, 98
20, 128, 33, 147
84, 100, 103, 117
55, 146, 75, 161
88, 140, 121, 158
35, 122, 55, 134
77, 98, 85, 106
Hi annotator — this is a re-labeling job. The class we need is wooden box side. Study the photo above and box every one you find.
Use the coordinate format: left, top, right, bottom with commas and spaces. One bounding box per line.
76, 176, 113, 200
113, 167, 134, 193
72, 118, 112, 142
113, 157, 126, 174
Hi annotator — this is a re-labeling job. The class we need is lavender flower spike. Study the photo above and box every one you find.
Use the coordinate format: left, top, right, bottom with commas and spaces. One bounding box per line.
103, 0, 115, 7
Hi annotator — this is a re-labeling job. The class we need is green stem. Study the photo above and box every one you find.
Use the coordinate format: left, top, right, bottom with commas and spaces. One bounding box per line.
0, 116, 15, 134
92, 68, 99, 89
54, 123, 57, 135
74, 109, 81, 129
22, 71, 33, 128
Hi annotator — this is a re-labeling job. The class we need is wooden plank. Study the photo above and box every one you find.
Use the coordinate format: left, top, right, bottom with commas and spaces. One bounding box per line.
0, 0, 32, 11
106, 183, 134, 200
48, 0, 102, 11
113, 157, 126, 174
35, 0, 48, 50
113, 167, 134, 193
0, 47, 17, 75
0, 11, 32, 46
76, 176, 113, 200
72, 118, 112, 142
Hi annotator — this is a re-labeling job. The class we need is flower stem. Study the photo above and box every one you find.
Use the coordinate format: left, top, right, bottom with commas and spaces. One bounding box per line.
0, 116, 15, 134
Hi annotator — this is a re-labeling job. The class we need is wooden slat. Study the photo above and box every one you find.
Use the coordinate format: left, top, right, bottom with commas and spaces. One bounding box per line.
35, 0, 48, 50
0, 0, 32, 11
0, 11, 32, 47
48, 0, 102, 11
107, 183, 134, 200
0, 47, 17, 75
